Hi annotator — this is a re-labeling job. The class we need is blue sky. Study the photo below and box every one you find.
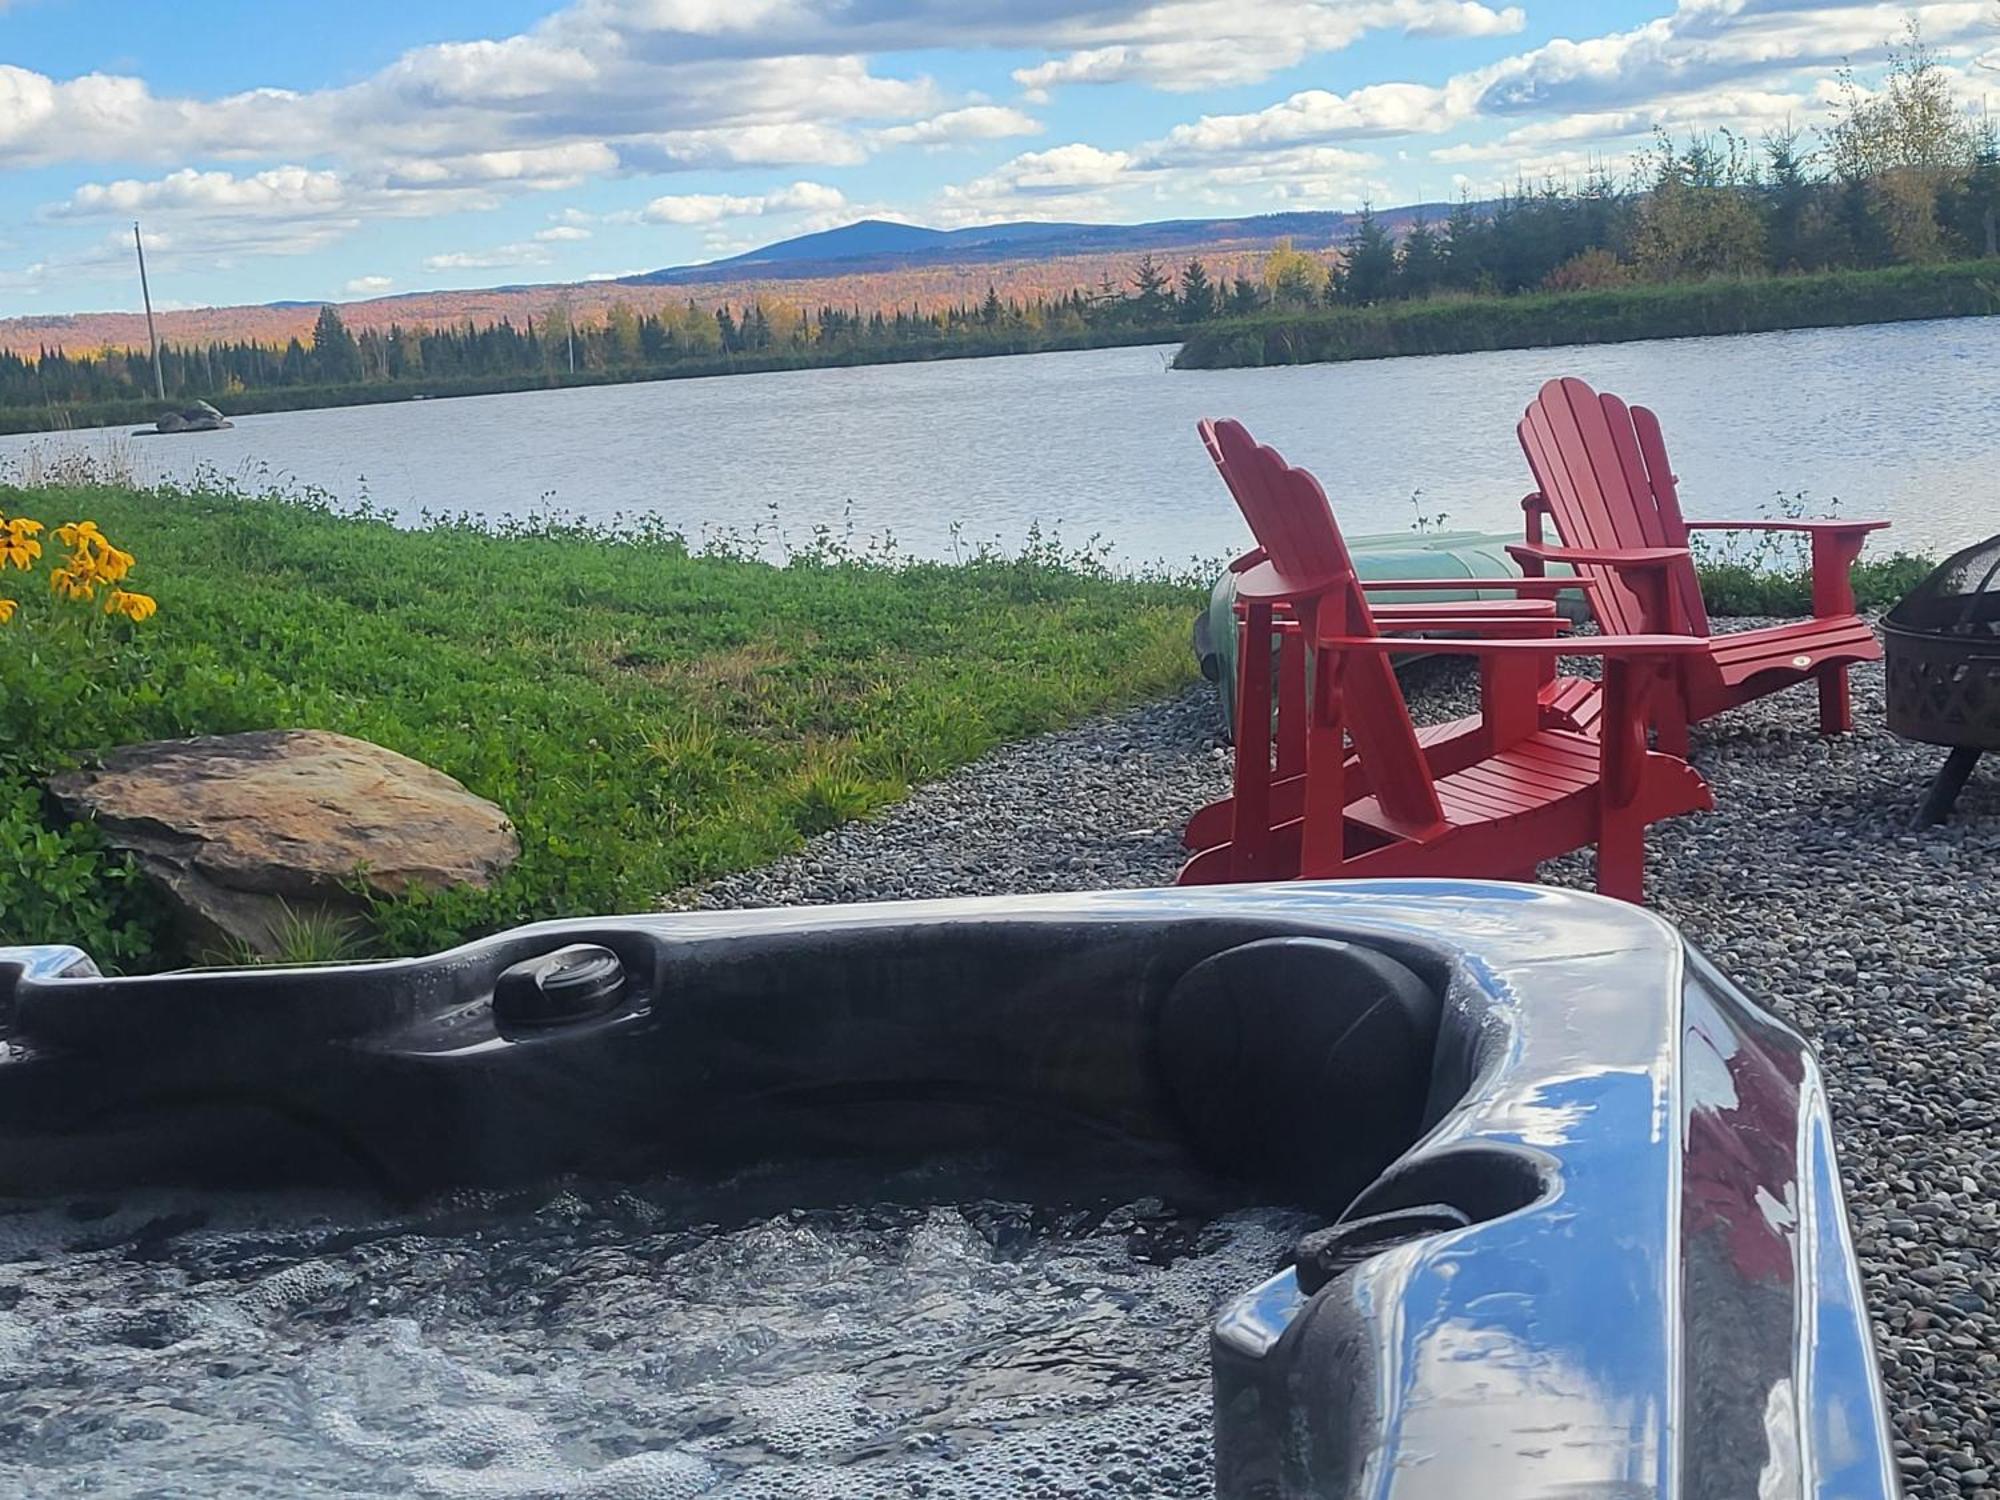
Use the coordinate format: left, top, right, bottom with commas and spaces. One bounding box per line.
3, 0, 1996, 316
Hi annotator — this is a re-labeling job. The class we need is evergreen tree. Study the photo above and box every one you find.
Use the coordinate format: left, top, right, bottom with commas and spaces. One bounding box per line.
1229, 275, 1263, 315
1947, 119, 2000, 257
309, 305, 363, 384
1333, 204, 1397, 304
1177, 258, 1216, 322
1439, 193, 1489, 292
1129, 254, 1174, 323
1398, 214, 1442, 298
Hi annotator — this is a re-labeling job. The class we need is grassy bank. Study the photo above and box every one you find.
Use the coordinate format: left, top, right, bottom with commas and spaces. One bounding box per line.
0, 480, 1201, 967
0, 324, 1186, 437
1174, 260, 2000, 368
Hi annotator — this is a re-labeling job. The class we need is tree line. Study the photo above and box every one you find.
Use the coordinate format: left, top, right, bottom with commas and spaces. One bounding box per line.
5, 22, 1996, 418
1285, 25, 2000, 309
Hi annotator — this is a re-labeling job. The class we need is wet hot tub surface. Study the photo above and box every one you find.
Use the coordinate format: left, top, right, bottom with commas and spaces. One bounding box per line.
0, 884, 1900, 1498
0, 1161, 1310, 1499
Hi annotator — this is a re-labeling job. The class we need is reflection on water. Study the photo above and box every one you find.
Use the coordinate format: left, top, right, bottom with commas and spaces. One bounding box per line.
0, 1161, 1313, 1498
2, 317, 1992, 563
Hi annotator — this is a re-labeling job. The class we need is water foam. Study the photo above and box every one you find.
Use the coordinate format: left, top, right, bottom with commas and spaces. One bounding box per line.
0, 1163, 1312, 1497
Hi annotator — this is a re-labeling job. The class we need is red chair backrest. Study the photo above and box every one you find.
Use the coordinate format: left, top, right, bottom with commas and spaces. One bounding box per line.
1201, 418, 1443, 828
1517, 376, 1711, 638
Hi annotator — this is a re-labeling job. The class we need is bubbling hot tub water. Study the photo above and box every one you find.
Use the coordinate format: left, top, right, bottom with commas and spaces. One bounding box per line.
0, 1159, 1314, 1499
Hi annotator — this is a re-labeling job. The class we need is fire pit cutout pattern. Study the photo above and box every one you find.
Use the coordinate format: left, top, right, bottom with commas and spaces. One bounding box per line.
1884, 533, 2000, 824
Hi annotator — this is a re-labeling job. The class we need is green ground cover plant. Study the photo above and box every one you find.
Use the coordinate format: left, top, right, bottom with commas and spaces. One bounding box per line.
0, 478, 1200, 966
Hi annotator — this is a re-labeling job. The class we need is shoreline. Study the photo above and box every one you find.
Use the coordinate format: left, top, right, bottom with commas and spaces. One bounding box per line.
1174, 260, 2000, 370
11, 259, 2000, 436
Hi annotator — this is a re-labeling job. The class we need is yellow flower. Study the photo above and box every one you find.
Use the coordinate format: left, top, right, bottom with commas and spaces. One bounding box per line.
0, 598, 15, 624
105, 589, 157, 623
54, 520, 102, 550
0, 516, 41, 571
49, 565, 95, 603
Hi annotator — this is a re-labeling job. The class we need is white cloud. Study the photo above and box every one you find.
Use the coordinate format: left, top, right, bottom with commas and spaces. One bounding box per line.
534, 224, 594, 241
343, 275, 395, 295
618, 121, 870, 171
638, 180, 846, 224
872, 105, 1043, 148
1474, 1, 1996, 119
51, 166, 351, 219
932, 135, 1384, 225
1153, 82, 1462, 159
1012, 0, 1524, 94
424, 243, 553, 270
381, 143, 618, 189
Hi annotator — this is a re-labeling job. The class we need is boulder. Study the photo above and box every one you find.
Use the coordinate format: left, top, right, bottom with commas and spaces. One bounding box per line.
48, 730, 519, 958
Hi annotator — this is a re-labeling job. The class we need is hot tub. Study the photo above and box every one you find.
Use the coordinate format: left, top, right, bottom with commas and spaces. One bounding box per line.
0, 881, 1894, 1498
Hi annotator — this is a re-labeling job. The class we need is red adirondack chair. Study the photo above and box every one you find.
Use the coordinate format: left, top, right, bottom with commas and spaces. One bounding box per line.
1514, 377, 1889, 753
1179, 419, 1712, 901
1180, 422, 1602, 860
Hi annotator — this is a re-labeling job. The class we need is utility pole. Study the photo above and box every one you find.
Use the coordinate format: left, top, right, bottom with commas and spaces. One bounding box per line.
133, 221, 166, 402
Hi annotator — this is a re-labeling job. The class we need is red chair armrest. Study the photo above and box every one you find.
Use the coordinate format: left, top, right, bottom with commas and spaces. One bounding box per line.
1371, 613, 1571, 635
1506, 542, 1688, 568
1358, 575, 1596, 597
1314, 633, 1706, 659
1232, 557, 1345, 605
1227, 545, 1269, 573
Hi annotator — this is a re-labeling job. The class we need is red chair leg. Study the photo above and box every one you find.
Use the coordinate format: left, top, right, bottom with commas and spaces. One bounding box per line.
1595, 814, 1646, 904
1655, 692, 1690, 760
1818, 665, 1853, 735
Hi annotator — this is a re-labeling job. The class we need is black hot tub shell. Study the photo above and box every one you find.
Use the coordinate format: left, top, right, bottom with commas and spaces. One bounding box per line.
0, 880, 1895, 1499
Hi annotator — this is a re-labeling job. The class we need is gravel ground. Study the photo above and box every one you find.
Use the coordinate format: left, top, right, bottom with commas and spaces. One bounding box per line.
687, 644, 2000, 1497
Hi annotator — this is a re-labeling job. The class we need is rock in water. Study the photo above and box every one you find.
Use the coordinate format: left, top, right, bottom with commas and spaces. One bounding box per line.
48, 730, 518, 957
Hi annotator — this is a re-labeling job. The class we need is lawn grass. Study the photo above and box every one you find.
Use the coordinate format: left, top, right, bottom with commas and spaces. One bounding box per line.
0, 480, 1202, 967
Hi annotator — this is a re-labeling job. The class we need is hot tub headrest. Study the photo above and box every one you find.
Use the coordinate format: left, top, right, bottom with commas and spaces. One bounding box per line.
1156, 937, 1441, 1212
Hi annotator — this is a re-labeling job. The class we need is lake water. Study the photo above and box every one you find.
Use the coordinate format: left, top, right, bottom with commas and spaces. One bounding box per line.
5, 317, 1996, 565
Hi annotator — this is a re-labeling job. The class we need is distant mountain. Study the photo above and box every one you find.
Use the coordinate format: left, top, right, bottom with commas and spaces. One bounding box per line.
619, 206, 1462, 287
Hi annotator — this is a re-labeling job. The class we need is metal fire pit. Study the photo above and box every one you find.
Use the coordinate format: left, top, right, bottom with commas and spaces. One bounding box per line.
1884, 533, 2000, 824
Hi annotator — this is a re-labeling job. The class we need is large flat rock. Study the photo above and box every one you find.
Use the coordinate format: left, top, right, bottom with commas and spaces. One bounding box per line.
49, 730, 518, 957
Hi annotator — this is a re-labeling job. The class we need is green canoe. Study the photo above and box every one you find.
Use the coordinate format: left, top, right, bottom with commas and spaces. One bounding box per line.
1194, 530, 1588, 736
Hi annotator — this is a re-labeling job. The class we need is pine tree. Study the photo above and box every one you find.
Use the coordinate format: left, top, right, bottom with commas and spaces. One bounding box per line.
1229, 275, 1262, 315
309, 305, 363, 384
1177, 258, 1215, 322
1130, 254, 1174, 323
1398, 214, 1441, 298
1440, 192, 1488, 292
1333, 205, 1397, 305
